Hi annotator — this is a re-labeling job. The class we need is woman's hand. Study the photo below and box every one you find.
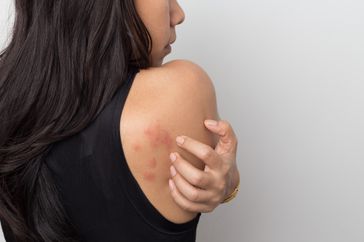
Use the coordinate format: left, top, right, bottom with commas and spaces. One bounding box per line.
168, 119, 240, 213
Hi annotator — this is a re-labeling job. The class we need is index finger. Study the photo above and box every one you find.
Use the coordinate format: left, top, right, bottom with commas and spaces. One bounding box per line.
204, 120, 238, 155
175, 135, 221, 170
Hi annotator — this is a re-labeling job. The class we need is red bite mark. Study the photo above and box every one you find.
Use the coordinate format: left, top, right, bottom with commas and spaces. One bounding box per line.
144, 123, 173, 150
132, 144, 142, 152
143, 171, 155, 182
146, 158, 157, 169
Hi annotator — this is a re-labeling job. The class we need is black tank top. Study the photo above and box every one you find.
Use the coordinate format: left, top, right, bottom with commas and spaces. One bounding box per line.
1, 68, 201, 242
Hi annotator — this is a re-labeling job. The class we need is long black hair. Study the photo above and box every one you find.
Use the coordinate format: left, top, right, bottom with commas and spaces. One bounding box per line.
0, 0, 151, 241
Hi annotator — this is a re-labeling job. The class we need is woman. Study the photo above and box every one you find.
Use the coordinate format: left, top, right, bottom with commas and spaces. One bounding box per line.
0, 0, 240, 241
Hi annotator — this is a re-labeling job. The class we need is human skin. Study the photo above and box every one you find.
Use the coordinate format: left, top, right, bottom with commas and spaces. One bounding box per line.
134, 0, 240, 212
134, 0, 185, 66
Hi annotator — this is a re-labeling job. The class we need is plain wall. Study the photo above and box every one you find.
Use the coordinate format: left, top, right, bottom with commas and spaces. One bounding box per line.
1, 0, 364, 241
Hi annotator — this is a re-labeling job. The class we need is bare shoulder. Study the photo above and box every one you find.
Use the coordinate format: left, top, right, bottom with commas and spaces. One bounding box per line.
162, 59, 212, 84
119, 59, 220, 225
147, 59, 212, 84
128, 59, 220, 162
133, 59, 217, 112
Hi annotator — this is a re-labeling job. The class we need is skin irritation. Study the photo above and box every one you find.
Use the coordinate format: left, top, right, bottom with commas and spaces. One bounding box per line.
133, 122, 174, 182
132, 144, 142, 152
144, 122, 173, 150
143, 171, 156, 182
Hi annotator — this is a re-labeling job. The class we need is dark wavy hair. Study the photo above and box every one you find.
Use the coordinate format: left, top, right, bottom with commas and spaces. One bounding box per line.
0, 0, 151, 241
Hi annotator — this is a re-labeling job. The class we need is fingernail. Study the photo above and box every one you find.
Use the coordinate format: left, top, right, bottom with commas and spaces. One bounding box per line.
205, 120, 218, 126
176, 136, 185, 145
170, 153, 176, 162
170, 166, 176, 177
169, 179, 174, 191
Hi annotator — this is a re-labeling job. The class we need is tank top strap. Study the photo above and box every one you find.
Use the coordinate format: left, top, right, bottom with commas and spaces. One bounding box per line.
112, 67, 140, 105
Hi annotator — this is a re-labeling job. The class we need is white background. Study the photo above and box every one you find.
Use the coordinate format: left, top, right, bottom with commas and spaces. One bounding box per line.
1, 0, 364, 241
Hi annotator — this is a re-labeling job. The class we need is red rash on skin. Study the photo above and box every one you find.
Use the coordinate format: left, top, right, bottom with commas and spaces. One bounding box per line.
144, 123, 173, 150
132, 144, 157, 168
143, 171, 155, 182
132, 144, 142, 152
142, 158, 157, 182
141, 122, 174, 183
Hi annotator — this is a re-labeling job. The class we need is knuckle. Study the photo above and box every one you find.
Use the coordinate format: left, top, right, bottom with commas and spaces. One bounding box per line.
208, 190, 219, 203
179, 203, 187, 211
212, 195, 220, 204
220, 120, 231, 130
201, 149, 213, 160
192, 174, 204, 186
181, 135, 189, 143
217, 181, 226, 193
189, 190, 200, 202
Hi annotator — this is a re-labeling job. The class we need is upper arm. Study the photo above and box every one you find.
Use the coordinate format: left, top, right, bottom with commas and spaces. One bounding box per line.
158, 60, 220, 165
119, 59, 220, 223
140, 59, 220, 169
